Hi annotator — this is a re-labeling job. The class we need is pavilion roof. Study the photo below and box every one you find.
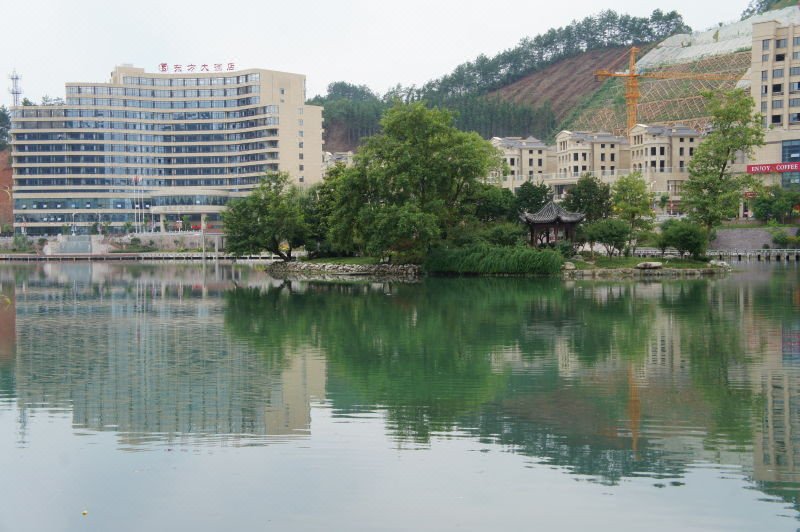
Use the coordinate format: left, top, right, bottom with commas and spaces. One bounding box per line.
519, 201, 585, 225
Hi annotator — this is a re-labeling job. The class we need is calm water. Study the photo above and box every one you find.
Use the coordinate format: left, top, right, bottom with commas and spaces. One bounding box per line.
0, 262, 799, 531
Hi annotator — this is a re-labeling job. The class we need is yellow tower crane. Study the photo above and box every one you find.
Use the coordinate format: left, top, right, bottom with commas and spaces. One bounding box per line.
595, 47, 743, 135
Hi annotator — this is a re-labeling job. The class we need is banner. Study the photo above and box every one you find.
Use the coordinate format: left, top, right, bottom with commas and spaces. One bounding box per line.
747, 162, 800, 174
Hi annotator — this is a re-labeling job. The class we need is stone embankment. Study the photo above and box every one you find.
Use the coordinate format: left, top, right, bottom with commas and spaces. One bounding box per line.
562, 260, 730, 280
266, 261, 422, 281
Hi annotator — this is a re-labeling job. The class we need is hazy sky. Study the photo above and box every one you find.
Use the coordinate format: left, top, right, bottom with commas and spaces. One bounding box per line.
3, 0, 748, 107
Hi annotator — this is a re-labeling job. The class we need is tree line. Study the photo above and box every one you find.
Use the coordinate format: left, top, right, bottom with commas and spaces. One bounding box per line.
310, 9, 691, 148
225, 89, 772, 270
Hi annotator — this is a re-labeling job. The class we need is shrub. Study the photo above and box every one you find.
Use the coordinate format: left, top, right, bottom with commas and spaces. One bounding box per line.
425, 244, 563, 275
661, 220, 708, 259
584, 219, 630, 257
479, 222, 527, 247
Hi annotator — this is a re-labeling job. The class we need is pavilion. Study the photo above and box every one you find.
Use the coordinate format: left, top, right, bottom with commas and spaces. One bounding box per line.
519, 201, 585, 246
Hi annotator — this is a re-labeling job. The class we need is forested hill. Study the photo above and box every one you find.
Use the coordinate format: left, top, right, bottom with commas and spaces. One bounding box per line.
310, 9, 690, 152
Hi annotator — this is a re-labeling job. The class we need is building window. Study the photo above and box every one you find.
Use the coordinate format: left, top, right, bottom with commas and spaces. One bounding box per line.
777, 38, 787, 48
679, 147, 685, 156
600, 153, 605, 161
774, 83, 784, 94
600, 143, 605, 148
660, 146, 666, 155
610, 153, 615, 162
795, 51, 800, 60
774, 99, 784, 109
650, 147, 656, 156
762, 70, 768, 81
791, 67, 800, 76
763, 54, 770, 62
791, 113, 800, 123
795, 37, 800, 46
790, 98, 800, 107
791, 82, 800, 92
762, 85, 769, 95
777, 53, 786, 62
773, 114, 783, 124
763, 39, 771, 50
774, 68, 784, 78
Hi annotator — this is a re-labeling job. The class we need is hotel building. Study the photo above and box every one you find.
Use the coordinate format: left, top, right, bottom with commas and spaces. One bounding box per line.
10, 65, 323, 235
747, 18, 800, 189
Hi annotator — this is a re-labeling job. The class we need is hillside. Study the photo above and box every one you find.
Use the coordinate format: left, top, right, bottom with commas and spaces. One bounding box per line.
489, 47, 631, 125
562, 51, 752, 135
314, 9, 690, 152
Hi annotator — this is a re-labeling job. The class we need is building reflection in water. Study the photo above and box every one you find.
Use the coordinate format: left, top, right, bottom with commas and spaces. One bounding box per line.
3, 263, 325, 447
1, 262, 800, 510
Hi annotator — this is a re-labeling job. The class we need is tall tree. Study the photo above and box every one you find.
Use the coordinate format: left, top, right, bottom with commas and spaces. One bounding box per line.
326, 103, 502, 258
562, 174, 612, 222
0, 106, 10, 151
612, 172, 654, 250
683, 89, 764, 231
222, 172, 307, 261
515, 181, 552, 214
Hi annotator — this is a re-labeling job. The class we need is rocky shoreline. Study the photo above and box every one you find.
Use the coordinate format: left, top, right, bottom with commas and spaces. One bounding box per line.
265, 260, 729, 281
265, 261, 422, 281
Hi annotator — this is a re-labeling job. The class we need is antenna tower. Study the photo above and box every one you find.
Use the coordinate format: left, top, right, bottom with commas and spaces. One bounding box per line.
9, 70, 22, 107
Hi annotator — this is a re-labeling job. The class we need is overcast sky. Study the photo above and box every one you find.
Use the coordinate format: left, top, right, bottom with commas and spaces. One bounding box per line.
3, 0, 748, 107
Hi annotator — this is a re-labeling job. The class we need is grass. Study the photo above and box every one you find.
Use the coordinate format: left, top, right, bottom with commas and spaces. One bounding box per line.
425, 245, 563, 275
573, 256, 711, 270
303, 256, 381, 265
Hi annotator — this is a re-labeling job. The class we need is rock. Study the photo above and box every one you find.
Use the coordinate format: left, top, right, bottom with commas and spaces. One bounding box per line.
709, 260, 730, 269
636, 261, 663, 270
562, 262, 576, 271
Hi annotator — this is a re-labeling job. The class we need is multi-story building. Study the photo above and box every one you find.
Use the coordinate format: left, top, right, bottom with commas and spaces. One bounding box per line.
555, 130, 629, 179
10, 65, 323, 235
489, 136, 556, 191
630, 124, 701, 213
549, 131, 630, 198
748, 19, 800, 190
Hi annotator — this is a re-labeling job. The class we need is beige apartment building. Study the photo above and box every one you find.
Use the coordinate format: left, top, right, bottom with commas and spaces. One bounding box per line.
489, 136, 556, 190
10, 64, 323, 235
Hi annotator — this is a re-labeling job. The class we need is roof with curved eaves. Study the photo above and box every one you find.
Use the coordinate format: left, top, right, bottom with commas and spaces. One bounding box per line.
519, 201, 585, 225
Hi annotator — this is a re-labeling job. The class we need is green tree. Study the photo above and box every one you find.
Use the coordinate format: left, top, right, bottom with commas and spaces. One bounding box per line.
752, 185, 800, 223
326, 103, 501, 259
469, 182, 516, 223
0, 106, 10, 151
514, 181, 551, 214
563, 174, 612, 222
222, 172, 307, 261
612, 171, 654, 250
683, 89, 764, 231
584, 218, 630, 257
661, 219, 709, 259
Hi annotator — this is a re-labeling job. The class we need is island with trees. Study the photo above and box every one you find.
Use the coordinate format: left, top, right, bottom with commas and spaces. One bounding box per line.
223, 89, 781, 278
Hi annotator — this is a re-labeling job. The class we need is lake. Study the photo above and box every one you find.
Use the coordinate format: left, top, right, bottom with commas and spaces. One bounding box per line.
0, 262, 798, 531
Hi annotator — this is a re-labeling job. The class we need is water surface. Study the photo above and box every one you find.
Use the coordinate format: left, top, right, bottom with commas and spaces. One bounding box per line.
0, 262, 798, 531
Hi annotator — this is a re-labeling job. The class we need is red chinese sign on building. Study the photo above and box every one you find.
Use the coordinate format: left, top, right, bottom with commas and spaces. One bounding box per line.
158, 62, 236, 73
747, 162, 800, 174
